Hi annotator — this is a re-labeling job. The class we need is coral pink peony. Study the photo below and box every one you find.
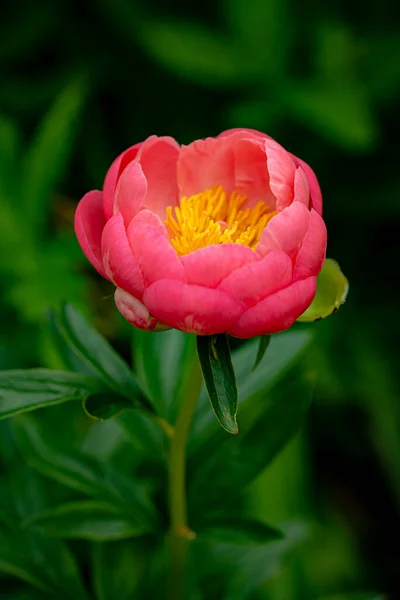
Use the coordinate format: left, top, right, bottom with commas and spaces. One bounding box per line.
75, 129, 327, 338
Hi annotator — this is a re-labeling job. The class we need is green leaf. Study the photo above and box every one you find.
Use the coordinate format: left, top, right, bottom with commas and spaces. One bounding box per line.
225, 0, 290, 77
0, 369, 104, 419
138, 20, 260, 86
52, 304, 146, 406
285, 81, 378, 150
11, 417, 158, 528
91, 538, 155, 600
24, 501, 149, 541
21, 76, 88, 236
0, 521, 89, 599
190, 329, 313, 450
1, 468, 89, 599
132, 328, 196, 418
196, 335, 238, 434
0, 531, 50, 592
316, 594, 385, 600
197, 517, 283, 545
0, 113, 20, 196
83, 392, 135, 421
297, 259, 348, 322
189, 373, 314, 511
252, 335, 271, 371
191, 520, 307, 598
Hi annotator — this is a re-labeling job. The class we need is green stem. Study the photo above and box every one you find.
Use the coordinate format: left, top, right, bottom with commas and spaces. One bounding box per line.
168, 354, 203, 600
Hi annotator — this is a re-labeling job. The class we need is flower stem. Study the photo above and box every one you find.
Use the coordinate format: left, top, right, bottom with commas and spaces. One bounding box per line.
168, 353, 203, 600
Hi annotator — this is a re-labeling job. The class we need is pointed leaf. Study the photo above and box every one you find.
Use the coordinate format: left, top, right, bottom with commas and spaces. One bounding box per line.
190, 329, 313, 451
252, 335, 271, 371
189, 373, 315, 510
285, 82, 377, 150
21, 76, 87, 236
11, 417, 158, 528
138, 20, 260, 86
24, 501, 150, 541
52, 304, 147, 407
297, 258, 348, 322
0, 369, 104, 419
196, 335, 238, 434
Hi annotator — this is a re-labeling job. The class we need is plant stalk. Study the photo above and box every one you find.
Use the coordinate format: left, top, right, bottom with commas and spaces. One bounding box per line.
167, 353, 203, 600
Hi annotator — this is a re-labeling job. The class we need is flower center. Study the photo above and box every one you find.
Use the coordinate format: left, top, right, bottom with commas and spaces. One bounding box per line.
165, 185, 276, 256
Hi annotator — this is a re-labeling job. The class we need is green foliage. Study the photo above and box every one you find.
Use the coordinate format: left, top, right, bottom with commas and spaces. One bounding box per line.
23, 500, 149, 541
0, 308, 320, 597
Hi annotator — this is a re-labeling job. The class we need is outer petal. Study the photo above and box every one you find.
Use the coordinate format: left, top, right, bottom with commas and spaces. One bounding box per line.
218, 251, 292, 307
143, 280, 245, 335
177, 133, 274, 207
293, 167, 310, 207
101, 214, 144, 299
114, 288, 167, 331
229, 277, 316, 338
136, 136, 180, 218
74, 190, 108, 279
127, 210, 185, 288
293, 209, 327, 281
103, 144, 141, 220
256, 201, 310, 259
218, 128, 271, 142
290, 154, 323, 216
181, 244, 257, 288
264, 138, 296, 211
113, 161, 147, 226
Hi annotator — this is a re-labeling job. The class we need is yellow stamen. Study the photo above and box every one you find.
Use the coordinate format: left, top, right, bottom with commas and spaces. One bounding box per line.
165, 185, 276, 256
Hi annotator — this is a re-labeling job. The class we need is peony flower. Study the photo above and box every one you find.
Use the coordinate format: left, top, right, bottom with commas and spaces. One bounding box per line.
75, 128, 327, 338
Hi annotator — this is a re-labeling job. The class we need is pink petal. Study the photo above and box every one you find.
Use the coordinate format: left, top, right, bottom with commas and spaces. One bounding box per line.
136, 136, 180, 219
113, 161, 147, 226
182, 244, 257, 288
127, 210, 185, 288
293, 209, 327, 281
143, 280, 245, 335
290, 154, 323, 216
256, 201, 310, 259
293, 167, 310, 207
101, 214, 144, 299
103, 144, 142, 220
114, 288, 167, 331
229, 277, 317, 338
218, 251, 293, 307
218, 128, 271, 142
74, 190, 108, 279
177, 133, 274, 207
264, 138, 296, 211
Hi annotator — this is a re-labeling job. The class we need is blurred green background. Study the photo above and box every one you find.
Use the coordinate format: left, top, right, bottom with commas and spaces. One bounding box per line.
1, 0, 399, 597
